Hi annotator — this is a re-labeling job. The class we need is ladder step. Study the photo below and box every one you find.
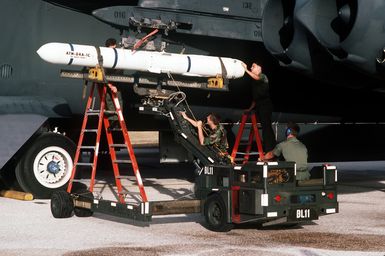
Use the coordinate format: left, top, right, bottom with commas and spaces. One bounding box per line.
110, 144, 126, 148
83, 129, 98, 133
71, 178, 105, 184
107, 128, 122, 132
236, 152, 260, 155
86, 110, 101, 116
79, 146, 96, 150
116, 175, 132, 179
113, 160, 132, 164
104, 110, 117, 115
70, 179, 85, 182
76, 163, 94, 167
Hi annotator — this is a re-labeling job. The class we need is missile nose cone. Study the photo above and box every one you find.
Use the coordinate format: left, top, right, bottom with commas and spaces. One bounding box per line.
36, 43, 65, 64
36, 43, 52, 63
36, 45, 44, 58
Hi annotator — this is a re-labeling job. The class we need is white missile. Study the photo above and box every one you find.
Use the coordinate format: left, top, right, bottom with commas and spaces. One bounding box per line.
37, 42, 245, 79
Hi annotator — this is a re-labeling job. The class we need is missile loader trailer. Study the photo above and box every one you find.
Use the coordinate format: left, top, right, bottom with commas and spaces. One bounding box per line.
51, 85, 338, 232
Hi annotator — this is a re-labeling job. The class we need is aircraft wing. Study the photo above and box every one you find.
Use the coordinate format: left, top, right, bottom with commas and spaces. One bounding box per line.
0, 114, 47, 169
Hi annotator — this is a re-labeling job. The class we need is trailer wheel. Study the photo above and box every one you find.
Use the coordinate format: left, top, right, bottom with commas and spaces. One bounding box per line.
204, 194, 233, 232
51, 191, 74, 218
73, 189, 94, 217
15, 132, 75, 199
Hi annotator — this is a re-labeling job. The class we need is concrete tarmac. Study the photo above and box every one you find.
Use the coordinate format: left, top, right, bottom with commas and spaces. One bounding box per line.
0, 157, 385, 256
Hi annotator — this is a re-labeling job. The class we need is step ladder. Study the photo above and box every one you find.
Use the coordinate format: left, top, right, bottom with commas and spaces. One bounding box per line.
231, 112, 264, 164
66, 82, 148, 204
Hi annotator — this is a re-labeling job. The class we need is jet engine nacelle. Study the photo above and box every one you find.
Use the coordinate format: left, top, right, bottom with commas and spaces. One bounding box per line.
262, 0, 385, 76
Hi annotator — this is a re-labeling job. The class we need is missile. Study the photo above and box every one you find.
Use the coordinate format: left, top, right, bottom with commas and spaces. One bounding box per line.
37, 42, 245, 79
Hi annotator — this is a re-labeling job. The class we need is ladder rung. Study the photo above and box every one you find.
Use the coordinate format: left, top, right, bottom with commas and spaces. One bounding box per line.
86, 111, 100, 116
76, 163, 94, 167
113, 160, 132, 164
104, 110, 117, 115
110, 144, 126, 148
234, 158, 246, 161
236, 152, 260, 155
116, 175, 131, 179
83, 129, 98, 133
70, 179, 85, 182
108, 128, 122, 132
71, 178, 104, 184
79, 146, 96, 150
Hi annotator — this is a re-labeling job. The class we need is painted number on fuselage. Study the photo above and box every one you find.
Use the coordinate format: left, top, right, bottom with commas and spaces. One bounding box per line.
296, 209, 311, 219
114, 11, 126, 19
243, 2, 252, 9
254, 23, 262, 38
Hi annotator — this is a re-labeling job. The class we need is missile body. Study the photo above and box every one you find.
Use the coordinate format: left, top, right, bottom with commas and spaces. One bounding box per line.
37, 42, 245, 79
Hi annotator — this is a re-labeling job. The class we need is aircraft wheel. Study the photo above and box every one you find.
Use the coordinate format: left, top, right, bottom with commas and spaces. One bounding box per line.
73, 189, 94, 217
51, 191, 74, 218
15, 132, 76, 199
204, 194, 233, 232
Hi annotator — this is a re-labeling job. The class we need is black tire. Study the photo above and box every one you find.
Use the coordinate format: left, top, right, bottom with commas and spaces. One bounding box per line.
0, 160, 19, 190
15, 132, 76, 199
204, 194, 233, 232
51, 191, 74, 218
73, 189, 94, 217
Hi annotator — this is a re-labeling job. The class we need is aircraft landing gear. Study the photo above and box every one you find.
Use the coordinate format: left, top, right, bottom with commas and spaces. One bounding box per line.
15, 132, 76, 199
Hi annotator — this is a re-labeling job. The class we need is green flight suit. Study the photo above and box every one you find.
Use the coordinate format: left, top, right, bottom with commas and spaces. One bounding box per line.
273, 137, 309, 181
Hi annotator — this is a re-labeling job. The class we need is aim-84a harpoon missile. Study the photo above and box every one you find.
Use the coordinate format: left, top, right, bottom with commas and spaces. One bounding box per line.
37, 42, 245, 79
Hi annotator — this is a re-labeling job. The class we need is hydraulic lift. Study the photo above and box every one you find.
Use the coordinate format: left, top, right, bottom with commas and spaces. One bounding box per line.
50, 68, 338, 232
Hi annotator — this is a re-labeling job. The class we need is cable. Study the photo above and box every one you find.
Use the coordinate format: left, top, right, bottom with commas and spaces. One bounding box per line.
167, 73, 196, 119
132, 29, 159, 52
168, 91, 186, 107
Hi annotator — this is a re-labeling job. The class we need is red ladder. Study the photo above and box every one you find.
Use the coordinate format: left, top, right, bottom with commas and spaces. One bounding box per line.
231, 112, 264, 164
67, 82, 148, 204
